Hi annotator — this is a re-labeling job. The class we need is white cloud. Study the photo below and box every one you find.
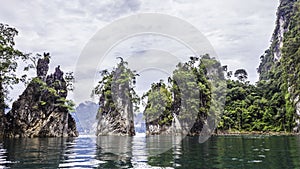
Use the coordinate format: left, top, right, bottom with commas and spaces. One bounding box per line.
0, 0, 279, 104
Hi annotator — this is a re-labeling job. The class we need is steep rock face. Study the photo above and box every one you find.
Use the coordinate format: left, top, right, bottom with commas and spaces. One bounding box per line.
258, 0, 296, 80
278, 0, 300, 132
273, 0, 296, 60
4, 55, 78, 137
258, 0, 300, 132
0, 84, 5, 137
96, 60, 136, 136
284, 1, 300, 132
145, 114, 184, 135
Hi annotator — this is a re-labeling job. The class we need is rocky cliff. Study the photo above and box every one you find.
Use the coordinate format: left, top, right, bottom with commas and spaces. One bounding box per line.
258, 0, 297, 80
258, 0, 300, 132
0, 84, 5, 137
95, 59, 136, 136
4, 53, 78, 137
143, 56, 224, 136
273, 0, 296, 61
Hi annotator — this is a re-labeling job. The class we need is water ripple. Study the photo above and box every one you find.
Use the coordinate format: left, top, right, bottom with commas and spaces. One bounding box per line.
0, 135, 300, 168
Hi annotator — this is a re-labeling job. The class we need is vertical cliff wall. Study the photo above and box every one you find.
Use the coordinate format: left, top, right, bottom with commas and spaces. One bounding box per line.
258, 0, 300, 132
96, 60, 136, 136
258, 0, 297, 80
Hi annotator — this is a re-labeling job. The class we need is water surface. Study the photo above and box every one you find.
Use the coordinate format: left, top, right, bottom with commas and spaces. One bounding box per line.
0, 135, 300, 168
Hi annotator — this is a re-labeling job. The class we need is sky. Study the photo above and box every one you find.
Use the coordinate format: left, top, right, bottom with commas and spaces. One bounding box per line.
0, 0, 279, 105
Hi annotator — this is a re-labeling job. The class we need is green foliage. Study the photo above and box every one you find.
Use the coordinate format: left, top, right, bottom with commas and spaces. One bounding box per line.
0, 23, 27, 113
234, 69, 248, 82
143, 55, 221, 132
93, 57, 139, 118
39, 101, 47, 106
58, 98, 76, 112
31, 77, 75, 112
219, 76, 297, 132
219, 80, 271, 131
31, 77, 58, 97
143, 81, 173, 126
258, 0, 296, 80
0, 23, 78, 120
220, 1, 300, 133
0, 24, 45, 114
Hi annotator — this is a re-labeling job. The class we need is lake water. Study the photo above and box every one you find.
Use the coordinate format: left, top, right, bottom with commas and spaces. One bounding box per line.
0, 134, 300, 168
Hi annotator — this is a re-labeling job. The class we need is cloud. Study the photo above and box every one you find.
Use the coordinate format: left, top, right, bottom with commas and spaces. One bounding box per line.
78, 0, 141, 21
0, 0, 279, 104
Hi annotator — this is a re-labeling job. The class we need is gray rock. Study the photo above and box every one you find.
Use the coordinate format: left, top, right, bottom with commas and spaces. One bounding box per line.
4, 53, 78, 138
36, 53, 50, 81
96, 62, 135, 136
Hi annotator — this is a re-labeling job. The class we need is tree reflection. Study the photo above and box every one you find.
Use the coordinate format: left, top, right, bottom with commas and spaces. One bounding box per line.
96, 135, 133, 168
2, 137, 70, 168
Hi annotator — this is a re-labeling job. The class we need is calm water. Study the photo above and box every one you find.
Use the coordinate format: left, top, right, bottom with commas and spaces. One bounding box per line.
0, 134, 300, 168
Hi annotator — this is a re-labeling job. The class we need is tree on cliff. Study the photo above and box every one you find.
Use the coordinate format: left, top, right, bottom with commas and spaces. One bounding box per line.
0, 23, 28, 117
142, 55, 225, 135
142, 80, 172, 129
93, 57, 139, 136
219, 0, 300, 132
4, 52, 78, 137
234, 69, 248, 82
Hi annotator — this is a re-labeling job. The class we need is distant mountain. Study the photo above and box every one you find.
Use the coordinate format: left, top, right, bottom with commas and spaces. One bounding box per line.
134, 112, 146, 133
73, 101, 99, 134
73, 101, 146, 134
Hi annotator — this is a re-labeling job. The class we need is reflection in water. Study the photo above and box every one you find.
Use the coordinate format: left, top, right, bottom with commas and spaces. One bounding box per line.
0, 142, 12, 168
146, 134, 182, 157
2, 137, 69, 168
59, 136, 103, 168
95, 134, 182, 168
0, 135, 299, 168
96, 135, 133, 168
